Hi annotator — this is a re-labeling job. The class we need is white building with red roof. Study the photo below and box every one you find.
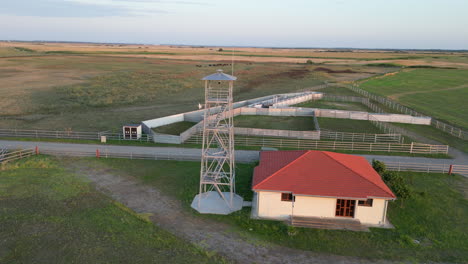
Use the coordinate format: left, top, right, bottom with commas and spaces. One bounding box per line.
252, 150, 396, 230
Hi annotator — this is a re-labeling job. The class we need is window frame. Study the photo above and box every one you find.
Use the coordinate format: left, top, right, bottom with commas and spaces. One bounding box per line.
358, 199, 373, 207
281, 192, 294, 202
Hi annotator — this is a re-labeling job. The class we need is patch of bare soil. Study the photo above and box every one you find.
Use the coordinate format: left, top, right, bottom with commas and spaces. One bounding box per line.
313, 67, 357, 74
243, 68, 310, 93
64, 159, 389, 264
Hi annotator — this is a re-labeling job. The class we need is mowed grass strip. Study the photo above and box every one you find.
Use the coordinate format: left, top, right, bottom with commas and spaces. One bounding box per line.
317, 117, 382, 133
398, 87, 468, 129
0, 156, 224, 264
359, 68, 468, 129
233, 115, 315, 131
100, 158, 468, 263
153, 121, 197, 135
359, 69, 468, 96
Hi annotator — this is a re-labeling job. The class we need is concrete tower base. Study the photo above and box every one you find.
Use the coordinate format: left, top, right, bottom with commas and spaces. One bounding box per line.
191, 191, 243, 215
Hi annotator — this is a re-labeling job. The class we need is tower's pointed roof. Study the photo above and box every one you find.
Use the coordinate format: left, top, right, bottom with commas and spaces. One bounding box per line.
202, 69, 237, 81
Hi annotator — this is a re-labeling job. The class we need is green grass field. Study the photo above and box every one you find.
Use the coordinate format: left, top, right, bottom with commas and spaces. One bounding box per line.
0, 156, 224, 263
233, 115, 315, 131
359, 69, 468, 129
152, 121, 197, 135
99, 158, 468, 263
317, 117, 382, 133
294, 100, 371, 112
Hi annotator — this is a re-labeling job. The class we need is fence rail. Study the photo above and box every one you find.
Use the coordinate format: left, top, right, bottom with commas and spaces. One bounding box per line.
186, 135, 448, 154
0, 148, 36, 164
319, 129, 402, 143
383, 161, 468, 176
322, 94, 386, 113
0, 129, 153, 142
346, 85, 468, 140
39, 149, 200, 162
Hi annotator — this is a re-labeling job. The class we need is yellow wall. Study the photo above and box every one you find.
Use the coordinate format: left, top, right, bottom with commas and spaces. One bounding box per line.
293, 196, 336, 218
256, 191, 388, 225
257, 191, 293, 220
354, 199, 387, 225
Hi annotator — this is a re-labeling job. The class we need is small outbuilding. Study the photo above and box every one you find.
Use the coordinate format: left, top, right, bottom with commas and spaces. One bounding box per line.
122, 124, 142, 139
252, 150, 396, 230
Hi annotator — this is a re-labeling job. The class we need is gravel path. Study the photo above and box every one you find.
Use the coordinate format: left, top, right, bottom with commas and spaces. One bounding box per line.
66, 159, 391, 264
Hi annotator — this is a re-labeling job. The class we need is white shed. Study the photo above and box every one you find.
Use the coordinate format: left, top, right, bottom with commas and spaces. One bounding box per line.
122, 124, 142, 139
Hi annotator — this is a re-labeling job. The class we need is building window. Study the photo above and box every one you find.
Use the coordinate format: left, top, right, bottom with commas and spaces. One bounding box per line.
281, 193, 293, 202
358, 199, 373, 207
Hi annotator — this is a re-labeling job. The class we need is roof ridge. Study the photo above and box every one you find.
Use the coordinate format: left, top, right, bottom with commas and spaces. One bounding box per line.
321, 152, 395, 198
253, 150, 309, 189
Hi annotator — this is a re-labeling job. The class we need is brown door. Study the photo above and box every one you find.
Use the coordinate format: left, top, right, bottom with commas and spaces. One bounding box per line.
335, 199, 356, 217
131, 127, 137, 139
124, 127, 131, 139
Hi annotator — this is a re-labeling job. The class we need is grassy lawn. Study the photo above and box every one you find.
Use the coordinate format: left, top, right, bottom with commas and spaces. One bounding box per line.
152, 121, 197, 135
359, 69, 468, 129
294, 100, 371, 112
99, 158, 468, 263
0, 156, 224, 264
233, 116, 315, 131
392, 123, 468, 153
317, 117, 382, 133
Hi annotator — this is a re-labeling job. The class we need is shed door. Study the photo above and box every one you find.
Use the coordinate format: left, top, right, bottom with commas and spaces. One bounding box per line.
131, 127, 137, 139
124, 127, 131, 139
335, 199, 356, 217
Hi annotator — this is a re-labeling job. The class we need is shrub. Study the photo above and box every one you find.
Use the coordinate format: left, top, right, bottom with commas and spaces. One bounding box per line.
372, 159, 386, 174
382, 171, 412, 199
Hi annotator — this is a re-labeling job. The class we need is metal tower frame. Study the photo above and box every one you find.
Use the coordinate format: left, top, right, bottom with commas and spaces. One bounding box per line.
191, 69, 243, 214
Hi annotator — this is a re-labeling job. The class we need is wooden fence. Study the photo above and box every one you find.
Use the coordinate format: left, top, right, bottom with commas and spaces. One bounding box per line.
346, 85, 468, 140
319, 130, 402, 143
383, 161, 468, 176
186, 135, 449, 154
0, 129, 153, 142
38, 149, 201, 162
0, 148, 36, 164
322, 94, 385, 113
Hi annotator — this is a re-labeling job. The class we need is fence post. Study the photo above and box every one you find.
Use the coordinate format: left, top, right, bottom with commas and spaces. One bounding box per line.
35, 146, 39, 155
96, 149, 100, 159
448, 165, 453, 175
410, 142, 414, 154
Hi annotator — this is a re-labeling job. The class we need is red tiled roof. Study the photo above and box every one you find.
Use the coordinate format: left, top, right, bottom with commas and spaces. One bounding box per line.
252, 150, 396, 199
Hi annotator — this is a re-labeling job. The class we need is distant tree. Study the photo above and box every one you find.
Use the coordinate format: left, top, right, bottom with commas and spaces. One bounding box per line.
306, 59, 314, 64
218, 48, 223, 52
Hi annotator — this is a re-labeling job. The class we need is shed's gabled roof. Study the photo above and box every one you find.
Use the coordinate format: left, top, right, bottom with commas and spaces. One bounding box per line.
202, 70, 237, 81
252, 150, 396, 199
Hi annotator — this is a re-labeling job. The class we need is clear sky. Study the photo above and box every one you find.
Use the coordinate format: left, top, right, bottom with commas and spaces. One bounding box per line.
1, 0, 467, 49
